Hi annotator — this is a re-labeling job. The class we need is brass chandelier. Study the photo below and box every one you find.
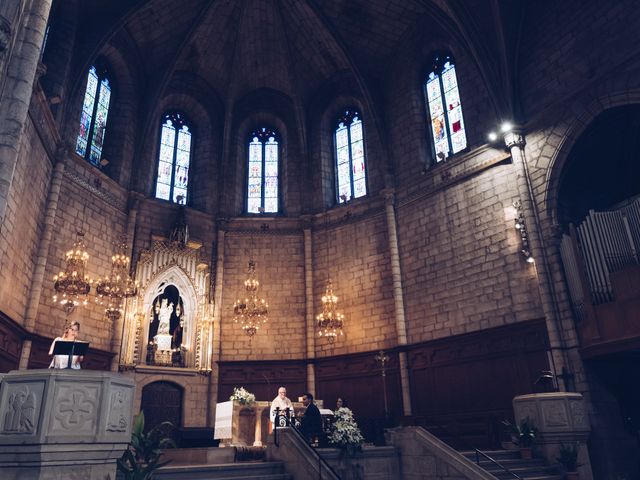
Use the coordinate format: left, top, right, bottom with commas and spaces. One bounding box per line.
233, 259, 268, 337
53, 232, 93, 314
316, 278, 344, 343
96, 239, 138, 321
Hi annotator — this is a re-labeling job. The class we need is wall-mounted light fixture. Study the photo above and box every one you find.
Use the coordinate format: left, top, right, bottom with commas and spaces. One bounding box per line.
487, 121, 514, 144
513, 200, 534, 263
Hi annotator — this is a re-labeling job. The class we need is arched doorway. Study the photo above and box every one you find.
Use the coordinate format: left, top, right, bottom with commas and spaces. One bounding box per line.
556, 104, 640, 479
141, 381, 183, 438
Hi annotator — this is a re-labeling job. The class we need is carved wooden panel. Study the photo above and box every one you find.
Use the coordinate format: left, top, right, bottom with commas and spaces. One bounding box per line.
0, 311, 26, 372
217, 360, 306, 403
141, 381, 183, 435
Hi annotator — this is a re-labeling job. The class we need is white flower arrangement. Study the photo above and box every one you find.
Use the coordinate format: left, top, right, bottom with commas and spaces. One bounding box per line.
230, 387, 255, 406
328, 407, 364, 450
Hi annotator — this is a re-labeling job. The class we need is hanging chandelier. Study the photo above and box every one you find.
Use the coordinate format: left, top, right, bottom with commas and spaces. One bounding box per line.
53, 232, 93, 314
317, 278, 344, 343
95, 239, 138, 321
233, 259, 268, 337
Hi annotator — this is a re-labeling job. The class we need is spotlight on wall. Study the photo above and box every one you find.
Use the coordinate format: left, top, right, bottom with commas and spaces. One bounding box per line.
513, 200, 534, 264
487, 132, 498, 142
99, 158, 109, 167
500, 122, 513, 133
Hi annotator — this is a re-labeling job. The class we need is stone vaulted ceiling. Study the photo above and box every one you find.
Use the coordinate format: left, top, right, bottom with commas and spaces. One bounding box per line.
74, 0, 527, 120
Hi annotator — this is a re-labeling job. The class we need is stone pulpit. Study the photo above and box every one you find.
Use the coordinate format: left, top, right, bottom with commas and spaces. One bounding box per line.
0, 369, 135, 480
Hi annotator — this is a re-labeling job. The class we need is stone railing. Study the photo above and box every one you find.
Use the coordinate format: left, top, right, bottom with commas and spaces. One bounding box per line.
267, 426, 340, 480
0, 369, 134, 480
386, 426, 498, 480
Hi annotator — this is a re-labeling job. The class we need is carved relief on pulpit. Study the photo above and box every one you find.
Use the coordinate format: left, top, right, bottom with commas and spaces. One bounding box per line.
2, 385, 37, 434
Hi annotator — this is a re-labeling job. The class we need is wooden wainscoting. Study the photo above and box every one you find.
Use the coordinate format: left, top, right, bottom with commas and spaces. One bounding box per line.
217, 360, 307, 403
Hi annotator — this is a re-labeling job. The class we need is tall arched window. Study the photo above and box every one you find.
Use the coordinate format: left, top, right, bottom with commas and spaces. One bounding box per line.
335, 108, 367, 204
76, 65, 112, 166
247, 127, 279, 214
155, 113, 192, 205
424, 54, 467, 162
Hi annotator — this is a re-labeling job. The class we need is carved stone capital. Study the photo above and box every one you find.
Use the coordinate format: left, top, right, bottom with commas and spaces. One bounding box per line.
381, 188, 395, 206
504, 132, 526, 150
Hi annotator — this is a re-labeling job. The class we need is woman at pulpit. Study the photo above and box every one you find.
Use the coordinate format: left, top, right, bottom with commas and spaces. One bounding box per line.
48, 321, 83, 369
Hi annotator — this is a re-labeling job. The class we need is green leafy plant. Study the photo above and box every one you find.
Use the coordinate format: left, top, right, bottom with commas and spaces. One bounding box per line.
556, 442, 581, 472
117, 411, 176, 480
502, 417, 538, 448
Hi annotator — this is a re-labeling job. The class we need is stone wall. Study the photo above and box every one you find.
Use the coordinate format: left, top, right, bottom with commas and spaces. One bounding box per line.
0, 116, 51, 322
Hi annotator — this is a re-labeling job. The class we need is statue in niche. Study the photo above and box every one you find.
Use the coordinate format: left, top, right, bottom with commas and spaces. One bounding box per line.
158, 298, 174, 335
148, 284, 185, 351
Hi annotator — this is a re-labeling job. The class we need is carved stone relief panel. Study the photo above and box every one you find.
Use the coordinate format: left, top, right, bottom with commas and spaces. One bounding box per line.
50, 383, 99, 435
106, 387, 131, 432
0, 382, 43, 435
541, 400, 569, 428
569, 399, 588, 427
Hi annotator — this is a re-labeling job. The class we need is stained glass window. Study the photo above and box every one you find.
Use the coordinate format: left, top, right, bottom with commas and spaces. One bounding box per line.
424, 54, 467, 162
75, 65, 112, 166
155, 113, 192, 205
335, 108, 367, 204
247, 127, 279, 214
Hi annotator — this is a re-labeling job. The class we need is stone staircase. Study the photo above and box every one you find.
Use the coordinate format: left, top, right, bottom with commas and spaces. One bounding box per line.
460, 449, 563, 480
151, 447, 291, 480
154, 461, 291, 480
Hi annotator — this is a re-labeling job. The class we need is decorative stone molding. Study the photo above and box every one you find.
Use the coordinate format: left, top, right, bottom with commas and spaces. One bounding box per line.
63, 170, 127, 210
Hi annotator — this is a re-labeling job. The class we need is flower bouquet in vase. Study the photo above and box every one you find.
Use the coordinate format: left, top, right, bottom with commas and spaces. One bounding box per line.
230, 387, 255, 406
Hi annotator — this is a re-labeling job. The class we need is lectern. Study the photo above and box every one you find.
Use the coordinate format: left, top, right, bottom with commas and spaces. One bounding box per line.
51, 340, 90, 369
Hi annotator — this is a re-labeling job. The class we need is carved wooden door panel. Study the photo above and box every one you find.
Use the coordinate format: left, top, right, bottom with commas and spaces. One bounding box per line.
140, 381, 182, 437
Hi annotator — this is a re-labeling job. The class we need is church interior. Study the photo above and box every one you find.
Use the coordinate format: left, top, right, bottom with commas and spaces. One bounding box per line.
0, 1, 639, 479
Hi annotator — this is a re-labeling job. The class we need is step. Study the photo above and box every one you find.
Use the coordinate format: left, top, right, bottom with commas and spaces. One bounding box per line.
155, 461, 290, 480
460, 449, 522, 461
485, 465, 561, 477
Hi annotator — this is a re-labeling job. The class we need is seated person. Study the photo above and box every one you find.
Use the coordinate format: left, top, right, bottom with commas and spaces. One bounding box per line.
299, 392, 323, 444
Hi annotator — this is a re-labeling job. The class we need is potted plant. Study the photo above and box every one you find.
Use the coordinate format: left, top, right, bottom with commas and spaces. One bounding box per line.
557, 442, 581, 480
117, 411, 176, 480
502, 417, 538, 459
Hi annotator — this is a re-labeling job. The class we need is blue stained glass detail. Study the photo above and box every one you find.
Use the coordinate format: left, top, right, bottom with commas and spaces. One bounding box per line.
334, 108, 367, 204
424, 56, 467, 161
76, 66, 111, 164
246, 128, 279, 214
155, 113, 192, 203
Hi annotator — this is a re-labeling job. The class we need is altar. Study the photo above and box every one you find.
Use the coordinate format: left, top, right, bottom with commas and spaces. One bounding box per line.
214, 399, 324, 446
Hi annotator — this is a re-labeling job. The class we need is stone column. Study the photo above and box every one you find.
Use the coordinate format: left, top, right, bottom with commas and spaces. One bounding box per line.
504, 132, 575, 390
18, 148, 65, 369
0, 0, 52, 232
209, 220, 226, 427
302, 217, 316, 396
109, 196, 140, 372
381, 189, 412, 416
